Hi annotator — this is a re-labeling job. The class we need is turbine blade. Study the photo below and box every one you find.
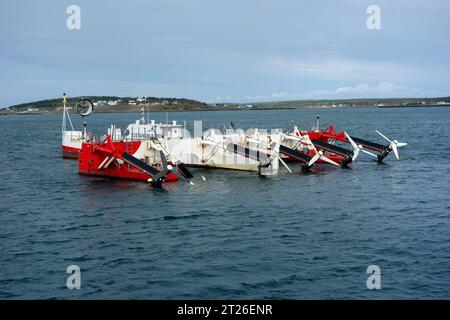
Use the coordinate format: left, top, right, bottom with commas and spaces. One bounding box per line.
319, 154, 340, 166
345, 132, 359, 150
352, 148, 360, 161
391, 143, 399, 160
308, 153, 321, 167
361, 149, 378, 158
375, 130, 392, 143
277, 155, 292, 173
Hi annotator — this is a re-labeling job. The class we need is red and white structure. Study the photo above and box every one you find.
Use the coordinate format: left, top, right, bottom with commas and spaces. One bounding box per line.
78, 136, 181, 184
61, 94, 85, 158
61, 96, 407, 188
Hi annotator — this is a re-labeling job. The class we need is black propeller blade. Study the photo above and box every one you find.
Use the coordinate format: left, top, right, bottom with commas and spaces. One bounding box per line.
148, 151, 174, 188
148, 151, 195, 187
176, 162, 194, 179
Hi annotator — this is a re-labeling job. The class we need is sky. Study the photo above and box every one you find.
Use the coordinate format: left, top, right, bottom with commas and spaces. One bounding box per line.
1, 0, 450, 107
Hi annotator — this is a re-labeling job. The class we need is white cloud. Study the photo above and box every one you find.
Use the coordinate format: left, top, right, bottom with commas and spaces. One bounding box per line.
214, 95, 233, 101
264, 57, 431, 84
245, 95, 265, 101
242, 82, 425, 102
315, 82, 418, 98
270, 91, 288, 98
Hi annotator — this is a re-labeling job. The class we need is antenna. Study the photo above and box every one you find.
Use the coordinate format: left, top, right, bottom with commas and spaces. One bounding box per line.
62, 93, 75, 132
83, 121, 87, 141
62, 93, 66, 132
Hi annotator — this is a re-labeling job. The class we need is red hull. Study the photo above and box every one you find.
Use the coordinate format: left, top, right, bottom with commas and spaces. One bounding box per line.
78, 141, 178, 182
62, 145, 81, 159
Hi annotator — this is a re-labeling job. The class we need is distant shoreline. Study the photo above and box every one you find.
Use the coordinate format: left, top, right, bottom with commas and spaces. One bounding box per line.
2, 95, 450, 116
2, 103, 450, 116
377, 104, 450, 108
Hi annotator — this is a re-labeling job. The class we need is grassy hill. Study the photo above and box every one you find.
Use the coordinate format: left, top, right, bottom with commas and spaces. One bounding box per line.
3, 96, 209, 114
2, 95, 450, 115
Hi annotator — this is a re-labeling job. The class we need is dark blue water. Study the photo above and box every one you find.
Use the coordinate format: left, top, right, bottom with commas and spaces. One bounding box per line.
1, 107, 449, 299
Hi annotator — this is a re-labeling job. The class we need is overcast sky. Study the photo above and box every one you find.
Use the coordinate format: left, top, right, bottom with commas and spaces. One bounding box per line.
1, 0, 449, 106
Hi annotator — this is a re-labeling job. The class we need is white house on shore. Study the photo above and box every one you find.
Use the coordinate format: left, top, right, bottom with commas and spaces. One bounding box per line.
93, 100, 107, 107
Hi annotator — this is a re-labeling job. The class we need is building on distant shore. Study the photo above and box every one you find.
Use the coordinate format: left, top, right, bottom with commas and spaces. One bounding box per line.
19, 106, 40, 113
94, 100, 107, 107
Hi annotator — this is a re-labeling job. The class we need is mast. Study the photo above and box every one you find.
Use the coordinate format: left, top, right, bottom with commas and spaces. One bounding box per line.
140, 107, 145, 124
62, 93, 75, 132
62, 93, 66, 133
